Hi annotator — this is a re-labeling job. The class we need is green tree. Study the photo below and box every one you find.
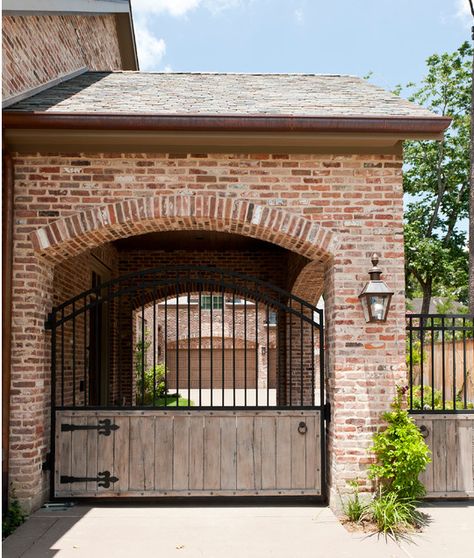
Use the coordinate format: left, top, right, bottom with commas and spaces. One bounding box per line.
402, 42, 471, 313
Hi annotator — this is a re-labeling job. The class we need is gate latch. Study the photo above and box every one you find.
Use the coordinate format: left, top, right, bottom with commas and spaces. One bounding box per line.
297, 421, 307, 434
60, 470, 118, 489
61, 419, 119, 436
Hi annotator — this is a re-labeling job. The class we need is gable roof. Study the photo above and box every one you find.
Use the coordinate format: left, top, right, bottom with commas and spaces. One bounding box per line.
6, 71, 440, 120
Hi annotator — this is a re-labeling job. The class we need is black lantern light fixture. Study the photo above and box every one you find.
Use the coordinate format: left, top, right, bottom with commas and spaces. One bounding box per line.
358, 254, 393, 323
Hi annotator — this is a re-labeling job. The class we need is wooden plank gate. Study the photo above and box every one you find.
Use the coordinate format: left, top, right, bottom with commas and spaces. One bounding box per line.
48, 266, 326, 500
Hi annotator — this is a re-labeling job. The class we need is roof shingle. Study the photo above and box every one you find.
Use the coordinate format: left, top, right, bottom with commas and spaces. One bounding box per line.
7, 71, 438, 119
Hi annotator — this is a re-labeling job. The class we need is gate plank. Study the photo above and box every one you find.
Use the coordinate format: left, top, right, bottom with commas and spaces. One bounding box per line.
433, 419, 447, 493
129, 416, 155, 491
253, 416, 263, 490
304, 414, 319, 490
57, 413, 72, 497
189, 415, 204, 490
97, 415, 115, 493
203, 415, 221, 490
72, 416, 88, 494
291, 416, 306, 489
236, 416, 255, 490
221, 416, 237, 490
418, 419, 434, 493
446, 419, 457, 493
261, 416, 276, 490
173, 415, 190, 490
86, 415, 98, 494
113, 416, 130, 494
457, 420, 474, 492
276, 415, 292, 489
155, 415, 173, 491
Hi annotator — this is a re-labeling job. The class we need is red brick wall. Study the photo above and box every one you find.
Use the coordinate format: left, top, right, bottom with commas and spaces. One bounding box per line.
10, 151, 406, 510
3, 15, 123, 100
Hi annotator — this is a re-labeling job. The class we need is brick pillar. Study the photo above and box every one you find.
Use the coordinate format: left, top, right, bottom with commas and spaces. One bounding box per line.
9, 257, 54, 512
285, 306, 317, 406
324, 250, 406, 509
117, 299, 134, 406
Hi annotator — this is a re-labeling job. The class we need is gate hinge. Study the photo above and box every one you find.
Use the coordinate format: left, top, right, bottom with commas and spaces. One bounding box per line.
61, 419, 119, 436
60, 470, 118, 489
42, 452, 52, 472
45, 312, 54, 331
323, 402, 331, 422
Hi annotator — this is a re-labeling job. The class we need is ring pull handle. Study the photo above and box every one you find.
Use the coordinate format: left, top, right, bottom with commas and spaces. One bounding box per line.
298, 421, 307, 435
419, 425, 429, 439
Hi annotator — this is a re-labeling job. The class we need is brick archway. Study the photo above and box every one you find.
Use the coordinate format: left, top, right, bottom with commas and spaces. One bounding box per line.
29, 194, 336, 263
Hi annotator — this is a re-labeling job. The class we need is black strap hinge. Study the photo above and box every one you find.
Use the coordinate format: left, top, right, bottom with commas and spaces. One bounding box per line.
61, 418, 119, 436
60, 470, 118, 489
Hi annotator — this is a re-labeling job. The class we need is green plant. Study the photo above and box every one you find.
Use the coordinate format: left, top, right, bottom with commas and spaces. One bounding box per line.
342, 479, 368, 523
369, 490, 423, 540
2, 498, 26, 539
369, 386, 431, 501
135, 332, 168, 404
411, 384, 474, 410
136, 364, 167, 405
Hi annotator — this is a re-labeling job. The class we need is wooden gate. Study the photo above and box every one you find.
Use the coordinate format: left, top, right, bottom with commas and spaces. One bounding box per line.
55, 409, 322, 497
49, 266, 326, 499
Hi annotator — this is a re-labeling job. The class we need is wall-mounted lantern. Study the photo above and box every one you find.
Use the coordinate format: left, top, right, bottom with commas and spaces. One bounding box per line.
358, 254, 393, 323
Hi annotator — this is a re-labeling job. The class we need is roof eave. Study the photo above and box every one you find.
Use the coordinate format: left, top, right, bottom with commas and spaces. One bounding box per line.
2, 112, 451, 138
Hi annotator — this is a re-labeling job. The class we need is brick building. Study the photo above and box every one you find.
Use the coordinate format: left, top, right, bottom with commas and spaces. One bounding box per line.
2, 2, 450, 512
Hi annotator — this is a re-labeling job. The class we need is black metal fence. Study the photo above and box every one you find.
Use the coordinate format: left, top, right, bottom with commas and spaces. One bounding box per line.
47, 266, 324, 411
406, 314, 474, 413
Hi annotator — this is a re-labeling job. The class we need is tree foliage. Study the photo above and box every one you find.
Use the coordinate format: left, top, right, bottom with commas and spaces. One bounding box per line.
402, 42, 472, 312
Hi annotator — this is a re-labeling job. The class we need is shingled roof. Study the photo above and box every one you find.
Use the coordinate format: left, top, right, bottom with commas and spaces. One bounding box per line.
7, 71, 437, 118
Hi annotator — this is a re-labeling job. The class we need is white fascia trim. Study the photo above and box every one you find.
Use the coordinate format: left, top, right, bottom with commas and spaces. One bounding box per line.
3, 0, 130, 15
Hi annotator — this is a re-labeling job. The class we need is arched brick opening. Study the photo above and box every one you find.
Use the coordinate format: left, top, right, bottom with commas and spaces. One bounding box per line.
289, 260, 325, 305
30, 194, 336, 264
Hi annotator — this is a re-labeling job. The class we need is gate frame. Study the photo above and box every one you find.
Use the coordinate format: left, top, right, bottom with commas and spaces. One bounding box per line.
46, 265, 328, 501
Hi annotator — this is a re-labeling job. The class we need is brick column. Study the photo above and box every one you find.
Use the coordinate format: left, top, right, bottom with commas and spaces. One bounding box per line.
324, 248, 406, 508
9, 257, 55, 512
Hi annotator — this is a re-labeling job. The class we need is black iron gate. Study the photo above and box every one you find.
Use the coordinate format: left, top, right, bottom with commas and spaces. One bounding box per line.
47, 266, 326, 498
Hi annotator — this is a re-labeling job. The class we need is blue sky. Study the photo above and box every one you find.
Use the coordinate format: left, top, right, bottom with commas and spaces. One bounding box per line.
130, 0, 472, 90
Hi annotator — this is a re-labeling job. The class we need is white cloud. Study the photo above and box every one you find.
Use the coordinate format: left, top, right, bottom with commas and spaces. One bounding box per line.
455, 0, 473, 26
130, 0, 246, 70
203, 0, 242, 15
131, 0, 201, 17
134, 18, 166, 71
294, 8, 304, 25
131, 0, 245, 18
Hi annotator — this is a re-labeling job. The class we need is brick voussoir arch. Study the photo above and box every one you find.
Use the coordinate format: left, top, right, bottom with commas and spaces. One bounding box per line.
30, 194, 336, 263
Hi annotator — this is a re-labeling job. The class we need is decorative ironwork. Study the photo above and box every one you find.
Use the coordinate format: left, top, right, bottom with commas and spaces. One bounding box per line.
60, 470, 119, 488
406, 314, 474, 413
61, 418, 119, 436
48, 265, 324, 412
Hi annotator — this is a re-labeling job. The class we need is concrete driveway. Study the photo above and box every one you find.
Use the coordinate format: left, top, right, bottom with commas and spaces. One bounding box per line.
3, 501, 474, 558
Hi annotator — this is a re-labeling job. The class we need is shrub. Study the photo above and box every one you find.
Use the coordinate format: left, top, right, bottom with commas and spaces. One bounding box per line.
136, 364, 167, 405
368, 386, 431, 500
2, 498, 26, 539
